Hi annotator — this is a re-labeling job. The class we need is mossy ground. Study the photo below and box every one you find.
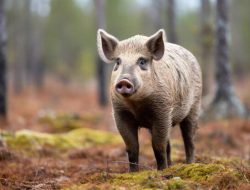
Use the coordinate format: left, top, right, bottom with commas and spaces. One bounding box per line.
1, 127, 122, 155
38, 111, 102, 132
64, 162, 249, 190
1, 83, 250, 189
1, 112, 250, 190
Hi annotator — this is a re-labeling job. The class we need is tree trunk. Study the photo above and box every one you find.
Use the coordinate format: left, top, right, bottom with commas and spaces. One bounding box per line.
95, 0, 108, 106
32, 1, 45, 90
25, 0, 33, 84
152, 0, 162, 30
200, 0, 213, 96
0, 0, 7, 123
34, 57, 45, 89
205, 0, 246, 119
13, 35, 25, 94
13, 1, 25, 94
167, 0, 178, 43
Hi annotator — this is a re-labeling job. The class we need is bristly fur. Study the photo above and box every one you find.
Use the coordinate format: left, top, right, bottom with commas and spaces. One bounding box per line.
97, 29, 202, 172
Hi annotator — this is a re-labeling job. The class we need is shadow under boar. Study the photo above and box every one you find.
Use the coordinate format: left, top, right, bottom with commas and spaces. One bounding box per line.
97, 29, 202, 172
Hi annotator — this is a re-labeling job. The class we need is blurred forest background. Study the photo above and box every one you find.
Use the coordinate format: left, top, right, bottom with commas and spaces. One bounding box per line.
3, 0, 250, 100
0, 0, 250, 189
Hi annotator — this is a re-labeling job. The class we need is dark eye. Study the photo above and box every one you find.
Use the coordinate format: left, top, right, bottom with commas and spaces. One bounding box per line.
116, 58, 121, 65
113, 58, 121, 71
138, 57, 147, 70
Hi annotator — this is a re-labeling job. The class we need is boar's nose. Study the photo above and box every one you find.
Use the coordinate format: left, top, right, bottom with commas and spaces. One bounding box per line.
115, 79, 134, 96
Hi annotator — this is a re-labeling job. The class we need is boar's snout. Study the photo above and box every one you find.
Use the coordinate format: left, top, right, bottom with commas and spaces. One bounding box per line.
115, 79, 134, 96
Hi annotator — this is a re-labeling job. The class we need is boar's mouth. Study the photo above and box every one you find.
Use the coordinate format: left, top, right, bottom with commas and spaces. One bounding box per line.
115, 79, 136, 97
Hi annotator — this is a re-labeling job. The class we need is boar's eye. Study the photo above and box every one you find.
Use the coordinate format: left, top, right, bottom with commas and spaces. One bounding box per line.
113, 58, 121, 71
137, 57, 147, 70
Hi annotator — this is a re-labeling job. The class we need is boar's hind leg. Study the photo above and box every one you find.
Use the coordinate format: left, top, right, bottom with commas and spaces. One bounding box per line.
166, 140, 171, 166
180, 116, 197, 164
114, 112, 139, 172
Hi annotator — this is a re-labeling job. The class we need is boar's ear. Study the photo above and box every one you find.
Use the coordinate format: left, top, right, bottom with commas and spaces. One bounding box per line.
97, 29, 119, 63
146, 29, 166, 60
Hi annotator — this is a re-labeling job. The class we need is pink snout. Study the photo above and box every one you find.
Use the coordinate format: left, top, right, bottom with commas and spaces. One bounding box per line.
115, 79, 134, 96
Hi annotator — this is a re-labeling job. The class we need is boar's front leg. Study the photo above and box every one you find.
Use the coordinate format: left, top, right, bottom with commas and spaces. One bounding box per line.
151, 119, 171, 170
114, 111, 139, 172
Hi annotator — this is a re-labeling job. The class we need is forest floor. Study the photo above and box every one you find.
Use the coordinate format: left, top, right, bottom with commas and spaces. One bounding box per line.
0, 78, 250, 190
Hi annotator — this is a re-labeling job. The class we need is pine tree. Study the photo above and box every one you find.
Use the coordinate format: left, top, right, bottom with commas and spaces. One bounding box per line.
200, 0, 213, 96
95, 0, 108, 106
0, 0, 7, 123
206, 0, 246, 119
167, 0, 177, 43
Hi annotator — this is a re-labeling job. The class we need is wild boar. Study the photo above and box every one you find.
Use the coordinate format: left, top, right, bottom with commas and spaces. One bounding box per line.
97, 29, 202, 172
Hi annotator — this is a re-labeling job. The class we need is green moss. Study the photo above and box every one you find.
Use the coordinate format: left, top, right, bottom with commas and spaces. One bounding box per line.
164, 163, 226, 181
167, 178, 188, 190
38, 112, 102, 132
111, 170, 157, 186
107, 170, 190, 189
1, 128, 122, 153
109, 166, 189, 189
69, 162, 249, 190
80, 171, 174, 190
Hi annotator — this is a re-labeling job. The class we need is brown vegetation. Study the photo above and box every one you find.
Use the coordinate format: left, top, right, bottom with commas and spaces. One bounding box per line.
0, 78, 249, 189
